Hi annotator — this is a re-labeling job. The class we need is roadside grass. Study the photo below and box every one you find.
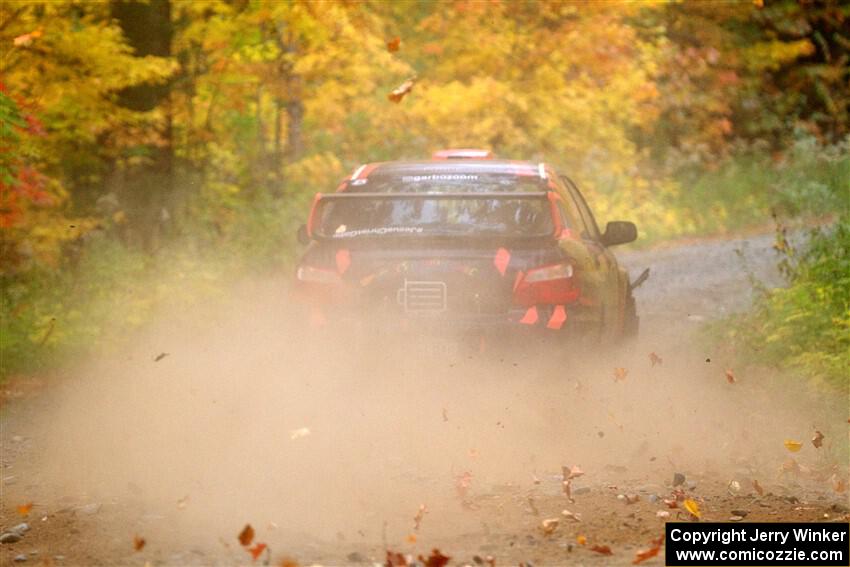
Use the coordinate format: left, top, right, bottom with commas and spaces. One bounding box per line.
1, 141, 848, 380
709, 216, 850, 396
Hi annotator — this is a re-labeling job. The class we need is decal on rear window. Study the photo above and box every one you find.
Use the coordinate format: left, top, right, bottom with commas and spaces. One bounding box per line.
401, 174, 479, 182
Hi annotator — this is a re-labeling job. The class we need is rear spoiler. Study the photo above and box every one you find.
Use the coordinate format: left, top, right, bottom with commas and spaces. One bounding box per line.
306, 191, 564, 239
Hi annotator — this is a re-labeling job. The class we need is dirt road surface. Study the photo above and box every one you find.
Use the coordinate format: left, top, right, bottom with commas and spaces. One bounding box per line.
2, 232, 848, 566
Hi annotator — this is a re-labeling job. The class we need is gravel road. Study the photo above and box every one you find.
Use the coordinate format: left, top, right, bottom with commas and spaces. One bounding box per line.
1, 232, 847, 567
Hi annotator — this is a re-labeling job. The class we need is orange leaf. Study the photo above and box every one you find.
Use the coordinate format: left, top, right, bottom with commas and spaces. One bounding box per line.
238, 524, 255, 546
784, 439, 803, 452
591, 544, 613, 555
133, 535, 146, 552
419, 549, 451, 567
16, 502, 33, 516
406, 533, 417, 544
613, 367, 628, 382
249, 542, 267, 561
725, 369, 736, 384
577, 534, 587, 545
633, 546, 660, 564
386, 37, 401, 52
388, 78, 415, 103
812, 430, 824, 448
386, 551, 408, 566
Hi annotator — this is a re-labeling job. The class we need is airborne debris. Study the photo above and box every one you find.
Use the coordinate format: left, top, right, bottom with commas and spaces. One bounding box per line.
413, 504, 427, 531
783, 439, 803, 452
561, 509, 582, 522
238, 524, 255, 546
133, 535, 146, 551
388, 78, 415, 103
540, 518, 559, 535
672, 472, 685, 487
812, 430, 824, 448
752, 479, 765, 496
649, 352, 662, 367
633, 543, 661, 564
613, 367, 628, 382
591, 544, 613, 555
290, 427, 311, 440
154, 352, 169, 362
386, 37, 401, 52
418, 548, 451, 567
724, 368, 736, 384
16, 503, 33, 517
248, 542, 267, 561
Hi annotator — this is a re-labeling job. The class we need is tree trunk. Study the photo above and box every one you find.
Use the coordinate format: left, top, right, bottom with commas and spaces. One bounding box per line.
110, 0, 173, 252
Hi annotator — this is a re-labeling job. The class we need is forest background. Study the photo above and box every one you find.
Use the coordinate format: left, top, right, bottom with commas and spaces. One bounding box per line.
1, 0, 848, 383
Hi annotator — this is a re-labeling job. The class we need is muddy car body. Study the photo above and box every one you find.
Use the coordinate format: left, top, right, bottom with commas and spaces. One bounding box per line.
294, 155, 638, 342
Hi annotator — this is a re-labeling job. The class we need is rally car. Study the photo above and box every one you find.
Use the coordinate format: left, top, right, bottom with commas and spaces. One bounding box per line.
294, 151, 639, 343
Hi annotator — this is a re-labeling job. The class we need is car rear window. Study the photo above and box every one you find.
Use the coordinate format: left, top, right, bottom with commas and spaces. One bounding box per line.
315, 172, 557, 238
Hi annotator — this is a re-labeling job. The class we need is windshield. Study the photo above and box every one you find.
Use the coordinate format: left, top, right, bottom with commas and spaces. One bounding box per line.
314, 173, 557, 238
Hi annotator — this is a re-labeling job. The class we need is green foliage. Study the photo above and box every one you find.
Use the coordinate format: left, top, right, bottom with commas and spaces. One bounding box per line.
722, 217, 850, 391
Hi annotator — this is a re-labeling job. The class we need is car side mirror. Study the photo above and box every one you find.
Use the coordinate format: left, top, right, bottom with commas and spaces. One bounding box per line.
601, 221, 637, 247
296, 224, 310, 245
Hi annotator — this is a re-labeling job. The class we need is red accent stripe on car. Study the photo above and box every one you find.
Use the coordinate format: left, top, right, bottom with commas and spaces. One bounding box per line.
335, 249, 351, 274
493, 247, 511, 276
546, 305, 567, 330
519, 306, 539, 325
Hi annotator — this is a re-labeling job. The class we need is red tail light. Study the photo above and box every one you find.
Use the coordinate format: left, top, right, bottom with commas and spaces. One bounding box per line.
513, 263, 579, 306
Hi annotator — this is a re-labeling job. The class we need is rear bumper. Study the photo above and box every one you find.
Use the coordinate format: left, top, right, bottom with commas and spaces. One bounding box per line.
298, 301, 599, 337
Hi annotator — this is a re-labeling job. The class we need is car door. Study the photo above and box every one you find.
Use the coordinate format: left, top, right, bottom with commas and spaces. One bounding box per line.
558, 175, 625, 338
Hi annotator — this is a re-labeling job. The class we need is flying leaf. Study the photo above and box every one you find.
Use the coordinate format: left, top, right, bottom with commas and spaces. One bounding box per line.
238, 524, 255, 546
413, 504, 427, 531
133, 535, 146, 552
540, 518, 559, 535
683, 499, 701, 519
386, 551, 409, 566
387, 37, 401, 52
248, 542, 267, 561
649, 352, 662, 367
613, 367, 628, 382
725, 369, 736, 384
419, 549, 451, 567
406, 533, 417, 544
577, 534, 587, 545
290, 427, 311, 440
591, 544, 613, 555
752, 479, 764, 496
563, 464, 584, 480
17, 502, 33, 516
812, 430, 824, 448
784, 439, 803, 452
456, 471, 473, 498
561, 509, 582, 522
388, 78, 415, 103
633, 545, 660, 564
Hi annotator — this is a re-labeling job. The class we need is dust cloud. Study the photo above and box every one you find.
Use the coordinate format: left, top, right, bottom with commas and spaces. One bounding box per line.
32, 273, 840, 560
